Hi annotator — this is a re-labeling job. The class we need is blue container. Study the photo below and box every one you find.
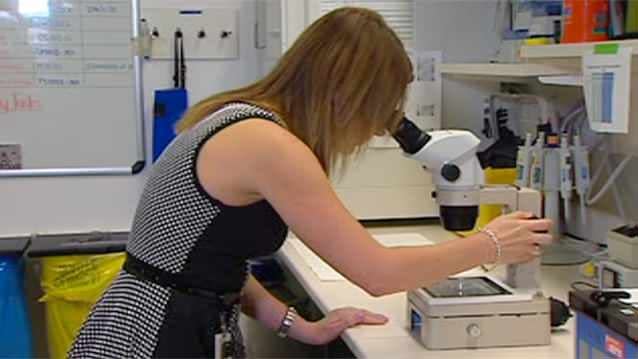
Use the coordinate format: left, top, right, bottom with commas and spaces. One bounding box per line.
0, 239, 32, 358
576, 312, 638, 359
152, 88, 188, 162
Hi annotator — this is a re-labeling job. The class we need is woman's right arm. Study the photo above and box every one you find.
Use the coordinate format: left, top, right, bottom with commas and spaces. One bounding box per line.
201, 120, 552, 296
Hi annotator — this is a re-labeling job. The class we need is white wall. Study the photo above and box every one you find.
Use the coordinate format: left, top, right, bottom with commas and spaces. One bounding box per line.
0, 0, 260, 237
415, 0, 502, 133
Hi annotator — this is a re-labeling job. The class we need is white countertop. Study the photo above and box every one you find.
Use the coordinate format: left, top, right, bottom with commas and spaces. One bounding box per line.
276, 224, 583, 358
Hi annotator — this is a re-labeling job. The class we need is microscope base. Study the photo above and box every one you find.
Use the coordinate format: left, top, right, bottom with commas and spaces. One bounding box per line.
407, 275, 551, 350
541, 237, 590, 265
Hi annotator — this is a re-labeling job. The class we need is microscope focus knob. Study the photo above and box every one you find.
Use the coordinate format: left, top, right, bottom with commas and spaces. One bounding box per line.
467, 324, 481, 338
441, 164, 461, 182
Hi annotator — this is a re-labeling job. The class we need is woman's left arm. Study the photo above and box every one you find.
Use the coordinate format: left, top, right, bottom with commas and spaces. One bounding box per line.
240, 275, 387, 345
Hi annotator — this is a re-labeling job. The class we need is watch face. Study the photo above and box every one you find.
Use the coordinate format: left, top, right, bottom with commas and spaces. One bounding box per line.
424, 277, 511, 298
278, 308, 296, 338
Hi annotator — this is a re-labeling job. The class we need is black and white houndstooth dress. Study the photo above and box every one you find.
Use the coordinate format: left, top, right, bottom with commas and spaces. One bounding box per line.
68, 103, 289, 358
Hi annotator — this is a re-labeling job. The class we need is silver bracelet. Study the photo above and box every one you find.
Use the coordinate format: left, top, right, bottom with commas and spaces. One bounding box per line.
277, 307, 297, 338
480, 228, 501, 272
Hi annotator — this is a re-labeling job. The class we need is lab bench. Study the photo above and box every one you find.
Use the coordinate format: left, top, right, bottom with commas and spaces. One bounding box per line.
275, 223, 580, 358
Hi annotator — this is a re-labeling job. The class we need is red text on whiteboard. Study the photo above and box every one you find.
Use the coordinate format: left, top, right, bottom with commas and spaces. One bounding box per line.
0, 93, 42, 114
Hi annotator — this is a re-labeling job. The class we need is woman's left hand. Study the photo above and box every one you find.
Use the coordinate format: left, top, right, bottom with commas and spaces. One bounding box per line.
292, 307, 388, 345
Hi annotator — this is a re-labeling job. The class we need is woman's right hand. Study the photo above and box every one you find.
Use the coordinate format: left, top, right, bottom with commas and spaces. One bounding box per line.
481, 211, 553, 265
291, 307, 388, 345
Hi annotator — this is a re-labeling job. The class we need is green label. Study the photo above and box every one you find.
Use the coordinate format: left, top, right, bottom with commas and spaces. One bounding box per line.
594, 43, 620, 55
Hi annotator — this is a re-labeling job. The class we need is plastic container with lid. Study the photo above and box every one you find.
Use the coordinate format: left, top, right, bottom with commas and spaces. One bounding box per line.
0, 238, 33, 358
562, 0, 610, 43
28, 232, 128, 359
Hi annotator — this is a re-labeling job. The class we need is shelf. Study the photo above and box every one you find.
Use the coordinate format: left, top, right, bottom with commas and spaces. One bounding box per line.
439, 63, 575, 82
521, 39, 638, 59
538, 75, 583, 87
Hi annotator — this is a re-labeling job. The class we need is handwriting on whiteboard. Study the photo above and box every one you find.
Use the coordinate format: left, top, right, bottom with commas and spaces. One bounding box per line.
0, 2, 134, 90
0, 93, 42, 114
86, 5, 119, 14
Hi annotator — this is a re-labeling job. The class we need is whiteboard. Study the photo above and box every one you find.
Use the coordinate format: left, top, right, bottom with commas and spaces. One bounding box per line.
0, 0, 145, 177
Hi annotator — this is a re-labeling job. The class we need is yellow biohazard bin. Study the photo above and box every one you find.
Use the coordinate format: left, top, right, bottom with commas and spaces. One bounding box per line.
28, 233, 127, 359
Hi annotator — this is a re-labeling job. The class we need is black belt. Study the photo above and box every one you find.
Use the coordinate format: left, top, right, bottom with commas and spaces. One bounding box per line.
123, 253, 240, 307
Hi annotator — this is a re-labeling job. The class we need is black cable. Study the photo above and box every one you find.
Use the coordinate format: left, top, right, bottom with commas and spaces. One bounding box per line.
172, 28, 186, 89
173, 29, 179, 88
179, 30, 186, 89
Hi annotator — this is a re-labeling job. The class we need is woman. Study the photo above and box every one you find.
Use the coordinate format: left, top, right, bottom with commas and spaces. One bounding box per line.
69, 7, 552, 358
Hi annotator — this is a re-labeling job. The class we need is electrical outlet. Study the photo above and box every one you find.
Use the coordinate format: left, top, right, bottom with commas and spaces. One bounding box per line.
0, 144, 22, 170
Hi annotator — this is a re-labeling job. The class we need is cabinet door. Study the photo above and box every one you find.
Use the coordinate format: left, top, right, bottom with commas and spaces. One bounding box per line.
307, 0, 415, 48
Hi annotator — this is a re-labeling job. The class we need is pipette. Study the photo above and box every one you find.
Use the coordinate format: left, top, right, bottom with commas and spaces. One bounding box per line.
573, 135, 591, 223
530, 132, 545, 191
516, 133, 533, 187
560, 135, 573, 221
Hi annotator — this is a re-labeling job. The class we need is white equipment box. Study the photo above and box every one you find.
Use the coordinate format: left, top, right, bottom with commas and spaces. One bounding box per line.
407, 276, 550, 349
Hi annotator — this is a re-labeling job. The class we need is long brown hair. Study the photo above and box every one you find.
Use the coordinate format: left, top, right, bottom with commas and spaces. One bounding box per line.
176, 7, 413, 174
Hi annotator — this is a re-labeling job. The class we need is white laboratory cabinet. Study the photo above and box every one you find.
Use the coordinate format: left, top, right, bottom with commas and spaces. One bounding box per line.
257, 0, 439, 220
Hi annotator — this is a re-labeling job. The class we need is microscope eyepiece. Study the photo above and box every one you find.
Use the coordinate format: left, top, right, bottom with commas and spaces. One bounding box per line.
392, 118, 431, 155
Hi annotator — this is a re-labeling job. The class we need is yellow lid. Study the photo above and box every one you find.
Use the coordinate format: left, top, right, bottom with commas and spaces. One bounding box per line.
524, 37, 553, 46
580, 262, 597, 278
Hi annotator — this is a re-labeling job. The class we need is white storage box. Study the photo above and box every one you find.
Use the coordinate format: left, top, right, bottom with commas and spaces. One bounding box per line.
608, 226, 638, 269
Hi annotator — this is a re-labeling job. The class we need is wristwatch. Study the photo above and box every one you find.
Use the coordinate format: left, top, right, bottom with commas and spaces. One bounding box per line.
277, 306, 297, 338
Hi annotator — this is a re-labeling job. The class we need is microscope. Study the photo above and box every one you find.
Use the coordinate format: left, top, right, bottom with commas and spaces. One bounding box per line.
392, 118, 551, 350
